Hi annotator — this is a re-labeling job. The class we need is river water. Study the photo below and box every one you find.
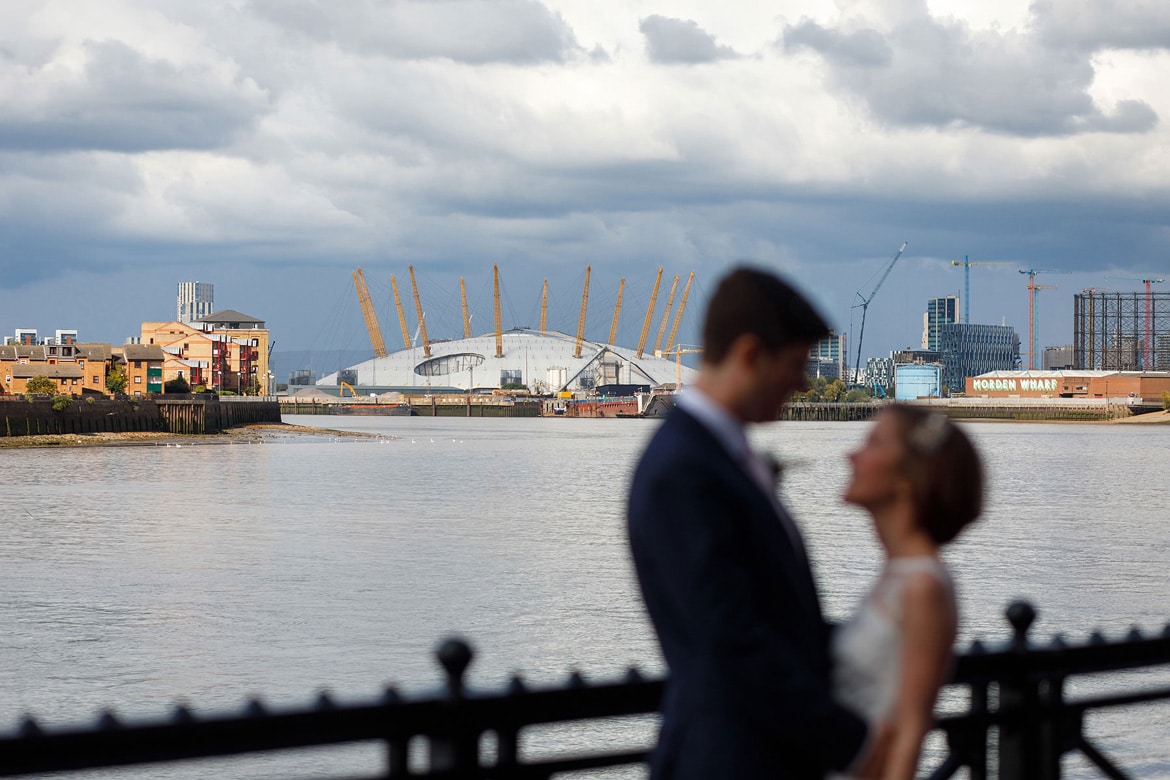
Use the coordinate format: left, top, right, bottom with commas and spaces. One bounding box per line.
1, 416, 1168, 778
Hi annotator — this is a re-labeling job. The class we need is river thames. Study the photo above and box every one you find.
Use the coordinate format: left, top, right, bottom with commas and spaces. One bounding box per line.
2, 416, 1168, 778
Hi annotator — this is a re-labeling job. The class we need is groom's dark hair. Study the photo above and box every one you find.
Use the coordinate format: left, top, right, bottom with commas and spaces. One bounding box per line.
702, 267, 830, 364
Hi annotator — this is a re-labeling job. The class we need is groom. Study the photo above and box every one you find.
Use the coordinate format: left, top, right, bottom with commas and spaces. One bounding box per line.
627, 267, 883, 779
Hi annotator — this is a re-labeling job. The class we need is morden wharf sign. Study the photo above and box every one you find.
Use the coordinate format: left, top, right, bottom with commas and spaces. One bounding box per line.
971, 377, 1060, 392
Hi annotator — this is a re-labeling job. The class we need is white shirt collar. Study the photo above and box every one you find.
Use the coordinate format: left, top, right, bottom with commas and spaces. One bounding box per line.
676, 386, 751, 462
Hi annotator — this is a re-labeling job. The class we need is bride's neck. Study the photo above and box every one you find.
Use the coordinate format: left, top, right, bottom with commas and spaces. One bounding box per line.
873, 504, 939, 559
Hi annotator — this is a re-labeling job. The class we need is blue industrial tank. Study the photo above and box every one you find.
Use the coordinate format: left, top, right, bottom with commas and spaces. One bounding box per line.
893, 363, 942, 401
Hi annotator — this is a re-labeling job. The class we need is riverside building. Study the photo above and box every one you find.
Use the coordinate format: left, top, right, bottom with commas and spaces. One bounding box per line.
177, 282, 215, 324
939, 323, 1020, 394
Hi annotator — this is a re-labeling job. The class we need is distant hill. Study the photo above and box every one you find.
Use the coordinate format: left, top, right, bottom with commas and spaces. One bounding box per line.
270, 349, 372, 385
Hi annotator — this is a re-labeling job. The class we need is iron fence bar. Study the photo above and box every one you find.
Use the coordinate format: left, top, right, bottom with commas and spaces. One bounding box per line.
925, 753, 965, 780
1073, 735, 1130, 780
1065, 685, 1170, 711
4, 603, 1170, 778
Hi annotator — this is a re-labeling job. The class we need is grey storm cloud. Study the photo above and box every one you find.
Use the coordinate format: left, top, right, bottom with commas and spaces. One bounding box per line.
0, 40, 268, 153
639, 15, 738, 64
1031, 0, 1170, 51
250, 0, 583, 64
783, 9, 1162, 137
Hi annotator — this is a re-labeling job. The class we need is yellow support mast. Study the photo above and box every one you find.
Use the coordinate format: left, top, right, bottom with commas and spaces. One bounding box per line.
408, 265, 432, 359
653, 275, 680, 356
493, 265, 504, 358
390, 275, 412, 350
460, 278, 473, 339
540, 280, 548, 335
636, 268, 663, 359
574, 265, 591, 358
665, 271, 695, 359
608, 278, 625, 345
353, 268, 387, 358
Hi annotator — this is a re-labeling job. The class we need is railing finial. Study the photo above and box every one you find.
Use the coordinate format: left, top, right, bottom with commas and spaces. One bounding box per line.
1006, 600, 1036, 647
436, 638, 474, 697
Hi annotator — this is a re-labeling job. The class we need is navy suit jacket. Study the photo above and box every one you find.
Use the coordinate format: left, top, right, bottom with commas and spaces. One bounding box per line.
628, 406, 867, 779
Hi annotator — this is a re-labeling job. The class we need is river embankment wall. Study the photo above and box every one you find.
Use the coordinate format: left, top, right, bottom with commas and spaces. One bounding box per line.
0, 397, 281, 437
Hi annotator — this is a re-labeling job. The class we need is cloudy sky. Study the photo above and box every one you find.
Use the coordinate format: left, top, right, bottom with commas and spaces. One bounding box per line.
1, 0, 1167, 375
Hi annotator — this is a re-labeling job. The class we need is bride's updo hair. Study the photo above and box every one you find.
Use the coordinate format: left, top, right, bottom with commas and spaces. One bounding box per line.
884, 405, 984, 545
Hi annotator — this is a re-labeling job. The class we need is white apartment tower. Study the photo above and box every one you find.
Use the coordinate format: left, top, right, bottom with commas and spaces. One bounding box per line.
177, 282, 214, 324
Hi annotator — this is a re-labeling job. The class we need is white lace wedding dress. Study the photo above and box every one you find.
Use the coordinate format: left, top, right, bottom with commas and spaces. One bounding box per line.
828, 556, 954, 779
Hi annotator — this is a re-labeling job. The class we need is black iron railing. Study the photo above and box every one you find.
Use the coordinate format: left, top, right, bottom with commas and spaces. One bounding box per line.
1, 601, 1168, 778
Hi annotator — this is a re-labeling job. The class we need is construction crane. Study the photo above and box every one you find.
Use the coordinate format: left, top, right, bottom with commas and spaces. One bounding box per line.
636, 268, 664, 359
851, 241, 908, 386
1106, 274, 1165, 369
608, 278, 625, 346
1019, 268, 1067, 370
574, 265, 591, 358
653, 275, 680, 356
493, 265, 503, 358
665, 272, 695, 360
352, 268, 387, 358
389, 275, 412, 350
664, 344, 703, 389
950, 257, 1013, 323
408, 265, 432, 358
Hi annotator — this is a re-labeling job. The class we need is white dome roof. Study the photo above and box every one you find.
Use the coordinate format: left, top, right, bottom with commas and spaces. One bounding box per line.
317, 328, 696, 392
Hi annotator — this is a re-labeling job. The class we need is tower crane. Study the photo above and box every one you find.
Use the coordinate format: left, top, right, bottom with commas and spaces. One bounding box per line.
850, 242, 908, 386
1019, 268, 1068, 370
664, 344, 703, 389
1106, 274, 1165, 369
574, 266, 591, 359
950, 257, 1012, 323
352, 268, 387, 358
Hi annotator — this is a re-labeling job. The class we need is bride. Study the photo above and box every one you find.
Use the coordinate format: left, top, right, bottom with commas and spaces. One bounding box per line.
832, 405, 984, 779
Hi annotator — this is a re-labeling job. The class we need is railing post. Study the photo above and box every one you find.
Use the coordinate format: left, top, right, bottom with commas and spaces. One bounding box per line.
997, 601, 1059, 780
429, 638, 478, 777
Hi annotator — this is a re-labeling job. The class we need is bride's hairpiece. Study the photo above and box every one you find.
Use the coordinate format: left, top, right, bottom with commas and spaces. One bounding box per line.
906, 412, 951, 455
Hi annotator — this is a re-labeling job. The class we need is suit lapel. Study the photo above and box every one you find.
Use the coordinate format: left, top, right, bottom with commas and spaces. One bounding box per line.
671, 409, 824, 621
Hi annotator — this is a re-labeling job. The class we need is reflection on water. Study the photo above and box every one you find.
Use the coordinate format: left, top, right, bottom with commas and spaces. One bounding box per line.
1, 416, 1167, 777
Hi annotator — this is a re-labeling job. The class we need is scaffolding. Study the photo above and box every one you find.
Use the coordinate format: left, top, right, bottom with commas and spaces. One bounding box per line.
1074, 291, 1170, 370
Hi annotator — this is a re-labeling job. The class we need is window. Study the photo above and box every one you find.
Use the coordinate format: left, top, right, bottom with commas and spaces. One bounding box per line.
134, 361, 141, 369
93, 376, 99, 384
71, 378, 77, 385
134, 376, 142, 384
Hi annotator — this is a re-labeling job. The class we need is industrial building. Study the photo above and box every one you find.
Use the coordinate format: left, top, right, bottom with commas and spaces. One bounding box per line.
965, 370, 1170, 401
1074, 290, 1170, 371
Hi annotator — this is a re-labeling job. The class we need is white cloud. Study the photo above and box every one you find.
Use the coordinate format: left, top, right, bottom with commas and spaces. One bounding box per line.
0, 0, 1166, 360
782, 2, 1164, 137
